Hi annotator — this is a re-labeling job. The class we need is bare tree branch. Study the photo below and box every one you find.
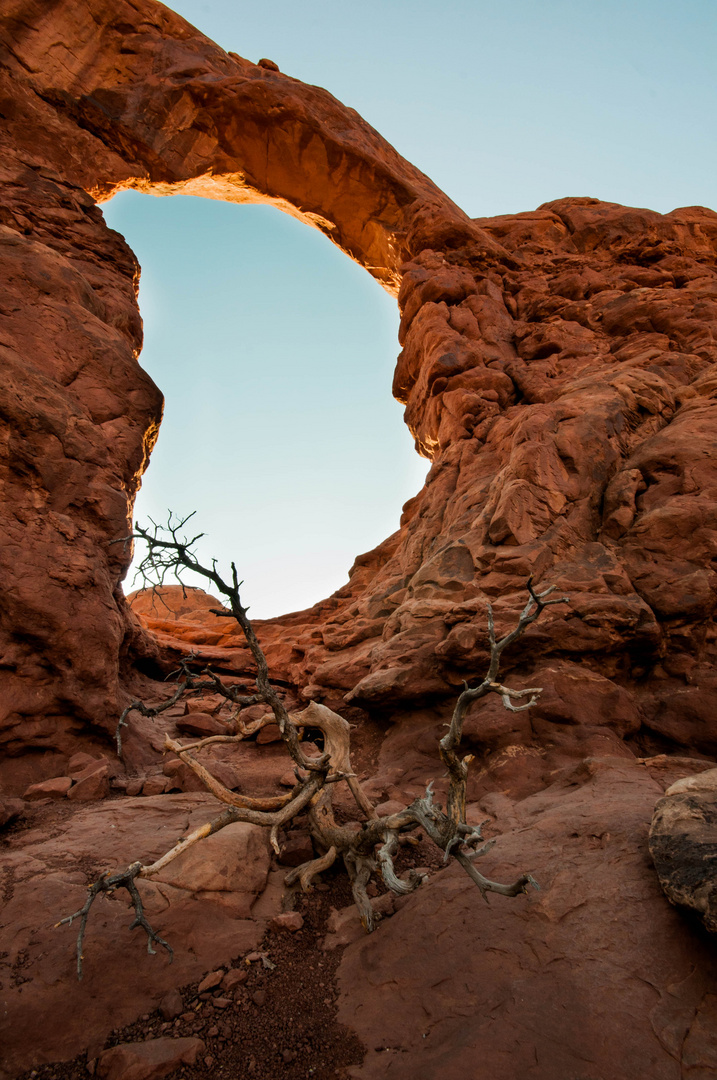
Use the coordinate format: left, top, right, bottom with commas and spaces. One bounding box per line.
58, 520, 568, 974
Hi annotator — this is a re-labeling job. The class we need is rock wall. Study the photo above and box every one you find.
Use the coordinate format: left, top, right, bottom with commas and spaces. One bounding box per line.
1, 0, 717, 774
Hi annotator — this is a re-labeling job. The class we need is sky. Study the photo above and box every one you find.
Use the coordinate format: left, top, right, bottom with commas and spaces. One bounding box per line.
103, 0, 717, 617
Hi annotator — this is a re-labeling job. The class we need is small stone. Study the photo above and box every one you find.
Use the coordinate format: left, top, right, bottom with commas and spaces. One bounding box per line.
221, 969, 247, 991
207, 1026, 219, 1038
158, 988, 183, 1020
141, 775, 169, 797
197, 970, 224, 994
282, 1049, 296, 1063
23, 777, 72, 801
245, 952, 262, 963
180, 1013, 195, 1023
161, 760, 204, 793
271, 911, 304, 932
68, 771, 110, 802
256, 724, 283, 744
207, 759, 243, 791
203, 1055, 214, 1068
68, 761, 111, 802
212, 998, 231, 1009
68, 752, 103, 775
251, 990, 266, 1006
126, 778, 144, 796
257, 57, 280, 72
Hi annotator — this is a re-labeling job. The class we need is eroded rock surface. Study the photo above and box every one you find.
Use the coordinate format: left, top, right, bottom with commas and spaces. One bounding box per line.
339, 757, 717, 1080
1, 2, 717, 1079
0, 793, 274, 1078
1, 1, 716, 772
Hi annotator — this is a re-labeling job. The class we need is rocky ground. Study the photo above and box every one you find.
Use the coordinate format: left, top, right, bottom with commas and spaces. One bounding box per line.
13, 869, 367, 1080
3, 692, 717, 1080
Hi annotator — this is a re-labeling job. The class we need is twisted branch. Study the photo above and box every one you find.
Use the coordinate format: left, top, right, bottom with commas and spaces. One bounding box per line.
59, 519, 568, 974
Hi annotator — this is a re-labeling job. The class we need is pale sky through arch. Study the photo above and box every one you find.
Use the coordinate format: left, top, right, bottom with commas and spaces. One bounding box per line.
103, 0, 716, 618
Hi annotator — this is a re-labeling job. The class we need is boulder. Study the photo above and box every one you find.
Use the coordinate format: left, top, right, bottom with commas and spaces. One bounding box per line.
176, 713, 227, 738
23, 777, 72, 801
67, 760, 111, 802
96, 1037, 204, 1080
650, 778, 717, 933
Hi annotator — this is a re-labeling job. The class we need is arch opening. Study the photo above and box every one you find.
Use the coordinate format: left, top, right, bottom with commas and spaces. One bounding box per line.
103, 190, 429, 618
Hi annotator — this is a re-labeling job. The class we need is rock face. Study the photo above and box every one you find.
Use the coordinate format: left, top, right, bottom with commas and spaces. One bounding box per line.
338, 756, 717, 1080
1, 0, 716, 773
1, 3, 717, 1079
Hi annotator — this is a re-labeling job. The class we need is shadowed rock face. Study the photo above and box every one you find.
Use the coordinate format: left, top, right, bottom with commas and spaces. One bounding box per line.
2, 1, 717, 771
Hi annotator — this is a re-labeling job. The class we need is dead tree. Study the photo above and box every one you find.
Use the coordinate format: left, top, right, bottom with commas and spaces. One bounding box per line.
58, 514, 568, 977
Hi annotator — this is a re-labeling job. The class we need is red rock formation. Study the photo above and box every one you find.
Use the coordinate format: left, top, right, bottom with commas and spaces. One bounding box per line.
1, 2, 717, 1077
1, 0, 716, 775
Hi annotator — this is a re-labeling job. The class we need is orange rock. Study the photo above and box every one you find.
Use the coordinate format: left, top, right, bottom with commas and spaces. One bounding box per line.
23, 777, 72, 801
270, 911, 304, 932
176, 713, 227, 738
96, 1037, 204, 1080
67, 764, 110, 802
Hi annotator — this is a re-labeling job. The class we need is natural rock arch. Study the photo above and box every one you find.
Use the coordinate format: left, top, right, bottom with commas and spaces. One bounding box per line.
3, 6, 717, 1080
1, 0, 717, 780
0, 0, 481, 759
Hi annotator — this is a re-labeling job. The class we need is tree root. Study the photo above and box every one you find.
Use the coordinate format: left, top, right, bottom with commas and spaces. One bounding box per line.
285, 847, 338, 892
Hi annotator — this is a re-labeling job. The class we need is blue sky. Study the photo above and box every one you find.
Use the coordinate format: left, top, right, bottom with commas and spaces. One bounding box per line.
103, 0, 716, 617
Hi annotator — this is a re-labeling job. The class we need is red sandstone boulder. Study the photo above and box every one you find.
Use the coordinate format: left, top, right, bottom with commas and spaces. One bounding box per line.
649, 769, 717, 934
140, 774, 169, 796
152, 820, 270, 914
95, 1037, 205, 1080
337, 758, 717, 1080
176, 713, 228, 738
23, 777, 72, 801
67, 760, 111, 801
0, 793, 278, 1077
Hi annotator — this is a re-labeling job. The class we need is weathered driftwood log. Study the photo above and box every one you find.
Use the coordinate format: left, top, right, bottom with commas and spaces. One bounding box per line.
58, 516, 568, 977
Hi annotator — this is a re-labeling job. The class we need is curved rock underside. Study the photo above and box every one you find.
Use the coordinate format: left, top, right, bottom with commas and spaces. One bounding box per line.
1, 2, 717, 1078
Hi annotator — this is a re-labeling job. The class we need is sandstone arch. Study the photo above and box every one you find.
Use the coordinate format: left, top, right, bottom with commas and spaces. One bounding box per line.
4, 6, 717, 1080
1, 0, 717, 782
